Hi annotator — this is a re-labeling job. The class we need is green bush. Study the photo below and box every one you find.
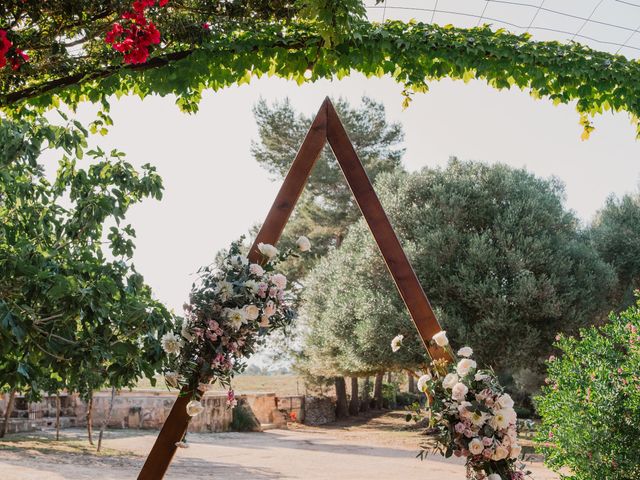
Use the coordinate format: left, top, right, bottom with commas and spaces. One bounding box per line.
535, 298, 640, 479
382, 383, 397, 409
395, 391, 422, 407
230, 401, 261, 432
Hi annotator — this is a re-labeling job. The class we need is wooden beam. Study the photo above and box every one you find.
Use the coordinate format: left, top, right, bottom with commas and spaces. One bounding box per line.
137, 100, 329, 480
324, 100, 448, 360
138, 97, 449, 479
248, 99, 329, 259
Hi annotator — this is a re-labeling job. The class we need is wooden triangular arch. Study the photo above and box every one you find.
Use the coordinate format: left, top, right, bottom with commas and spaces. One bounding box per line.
138, 98, 450, 479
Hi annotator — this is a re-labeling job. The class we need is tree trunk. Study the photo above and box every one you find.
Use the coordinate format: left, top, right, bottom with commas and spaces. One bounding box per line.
97, 387, 116, 452
334, 377, 349, 418
408, 372, 416, 393
360, 377, 370, 412
387, 371, 392, 383
0, 390, 16, 438
86, 392, 94, 445
348, 377, 359, 416
55, 393, 61, 441
374, 372, 384, 410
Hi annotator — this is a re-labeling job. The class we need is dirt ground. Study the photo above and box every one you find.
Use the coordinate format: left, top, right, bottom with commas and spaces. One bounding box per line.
0, 412, 559, 480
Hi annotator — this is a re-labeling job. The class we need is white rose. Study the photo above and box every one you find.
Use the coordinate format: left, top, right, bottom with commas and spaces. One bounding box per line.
296, 235, 311, 252
491, 444, 509, 461
270, 273, 287, 290
509, 444, 522, 459
165, 372, 180, 388
442, 373, 459, 390
161, 332, 183, 355
457, 346, 473, 357
496, 393, 514, 409
258, 242, 279, 259
249, 263, 265, 276
229, 254, 248, 268
244, 280, 260, 294
181, 322, 195, 342
432, 331, 449, 347
487, 475, 502, 480
468, 438, 484, 455
243, 304, 260, 321
225, 308, 247, 331
417, 373, 432, 393
456, 358, 477, 377
390, 334, 404, 352
451, 382, 469, 401
215, 280, 234, 301
186, 400, 205, 417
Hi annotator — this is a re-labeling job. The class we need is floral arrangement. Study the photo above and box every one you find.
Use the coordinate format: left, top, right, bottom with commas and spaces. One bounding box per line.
392, 332, 530, 480
161, 236, 310, 424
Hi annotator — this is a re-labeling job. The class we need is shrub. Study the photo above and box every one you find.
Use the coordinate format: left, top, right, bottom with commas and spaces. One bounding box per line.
382, 382, 397, 409
395, 391, 422, 407
230, 400, 261, 432
535, 298, 640, 479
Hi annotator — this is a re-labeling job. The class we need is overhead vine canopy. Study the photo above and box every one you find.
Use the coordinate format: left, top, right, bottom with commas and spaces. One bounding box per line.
0, 0, 639, 138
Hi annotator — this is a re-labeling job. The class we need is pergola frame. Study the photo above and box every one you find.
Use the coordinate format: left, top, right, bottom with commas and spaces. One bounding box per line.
138, 97, 450, 479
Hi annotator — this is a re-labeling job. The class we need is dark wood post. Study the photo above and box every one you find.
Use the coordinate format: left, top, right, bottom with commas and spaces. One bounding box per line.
137, 97, 451, 479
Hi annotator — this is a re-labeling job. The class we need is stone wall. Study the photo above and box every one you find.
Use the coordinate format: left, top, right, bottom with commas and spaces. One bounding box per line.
302, 396, 336, 425
1, 391, 317, 433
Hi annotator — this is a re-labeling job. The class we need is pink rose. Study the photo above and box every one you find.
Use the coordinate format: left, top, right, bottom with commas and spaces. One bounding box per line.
249, 263, 265, 276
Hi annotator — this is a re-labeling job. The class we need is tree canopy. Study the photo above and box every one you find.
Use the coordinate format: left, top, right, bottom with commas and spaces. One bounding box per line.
590, 191, 640, 310
0, 3, 638, 139
299, 159, 616, 383
0, 113, 175, 400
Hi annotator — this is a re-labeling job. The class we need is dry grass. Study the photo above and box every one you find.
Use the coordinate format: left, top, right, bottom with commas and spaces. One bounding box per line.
135, 374, 306, 396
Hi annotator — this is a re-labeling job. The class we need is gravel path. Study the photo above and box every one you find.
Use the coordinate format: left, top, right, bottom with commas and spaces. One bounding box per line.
0, 412, 559, 480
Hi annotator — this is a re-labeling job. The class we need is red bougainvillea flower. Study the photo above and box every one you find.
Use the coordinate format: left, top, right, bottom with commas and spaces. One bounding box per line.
106, 11, 161, 64
0, 29, 13, 68
105, 0, 168, 64
10, 49, 29, 71
132, 0, 155, 14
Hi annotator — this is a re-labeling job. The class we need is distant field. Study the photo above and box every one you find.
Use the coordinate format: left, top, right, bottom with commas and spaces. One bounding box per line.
135, 375, 306, 396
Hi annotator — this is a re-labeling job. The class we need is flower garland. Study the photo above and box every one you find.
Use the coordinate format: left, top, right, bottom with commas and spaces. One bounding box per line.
162, 236, 310, 424
393, 332, 531, 480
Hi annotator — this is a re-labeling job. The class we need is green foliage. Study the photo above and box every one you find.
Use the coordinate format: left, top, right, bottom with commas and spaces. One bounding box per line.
590, 192, 640, 310
2, 17, 639, 139
0, 113, 175, 399
298, 223, 429, 377
395, 390, 421, 408
300, 159, 615, 381
535, 299, 640, 480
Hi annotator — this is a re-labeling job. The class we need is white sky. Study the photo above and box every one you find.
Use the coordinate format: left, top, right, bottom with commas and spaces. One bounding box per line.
43, 0, 640, 316
61, 75, 640, 315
